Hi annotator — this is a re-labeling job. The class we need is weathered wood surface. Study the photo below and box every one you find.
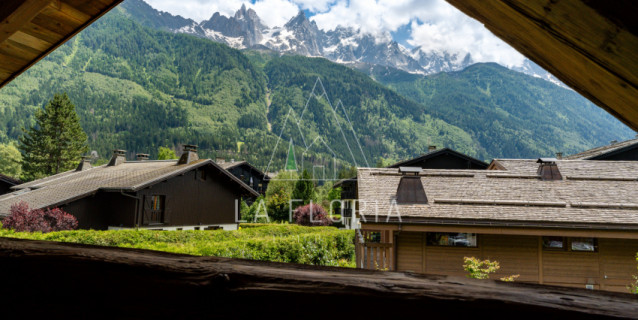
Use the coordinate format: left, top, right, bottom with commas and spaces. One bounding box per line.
0, 0, 124, 88
0, 237, 636, 318
446, 0, 638, 131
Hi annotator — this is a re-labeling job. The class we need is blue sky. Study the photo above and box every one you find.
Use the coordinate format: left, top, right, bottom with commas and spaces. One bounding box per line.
144, 0, 526, 67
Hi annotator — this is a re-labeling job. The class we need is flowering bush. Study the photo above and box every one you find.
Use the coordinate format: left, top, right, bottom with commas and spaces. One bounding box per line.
2, 201, 78, 232
293, 203, 331, 226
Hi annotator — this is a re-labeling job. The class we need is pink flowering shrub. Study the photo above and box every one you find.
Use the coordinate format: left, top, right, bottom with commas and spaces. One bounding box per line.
292, 203, 331, 226
2, 201, 78, 232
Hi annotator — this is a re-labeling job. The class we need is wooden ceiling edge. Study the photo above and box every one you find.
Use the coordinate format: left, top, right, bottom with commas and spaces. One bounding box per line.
446, 0, 638, 132
0, 0, 124, 90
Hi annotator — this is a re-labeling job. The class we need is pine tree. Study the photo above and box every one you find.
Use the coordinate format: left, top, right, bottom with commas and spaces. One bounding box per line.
291, 169, 315, 209
19, 93, 88, 180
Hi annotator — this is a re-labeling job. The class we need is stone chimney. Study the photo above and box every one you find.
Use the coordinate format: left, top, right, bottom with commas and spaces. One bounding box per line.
107, 149, 126, 166
75, 156, 92, 171
556, 152, 563, 160
136, 153, 149, 161
177, 144, 199, 165
428, 145, 437, 152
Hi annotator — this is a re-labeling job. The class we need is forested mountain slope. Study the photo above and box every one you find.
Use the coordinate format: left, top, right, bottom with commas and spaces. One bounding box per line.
369, 63, 634, 158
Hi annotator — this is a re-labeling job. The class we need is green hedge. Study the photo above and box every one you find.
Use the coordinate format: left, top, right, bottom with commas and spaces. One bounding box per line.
0, 224, 355, 267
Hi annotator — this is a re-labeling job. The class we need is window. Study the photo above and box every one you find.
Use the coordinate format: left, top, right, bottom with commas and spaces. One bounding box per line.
367, 231, 382, 243
571, 238, 597, 252
426, 233, 477, 247
542, 237, 597, 252
542, 236, 565, 250
144, 195, 165, 224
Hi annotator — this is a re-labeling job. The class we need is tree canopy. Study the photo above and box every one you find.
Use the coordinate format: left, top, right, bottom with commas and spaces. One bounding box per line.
19, 93, 88, 180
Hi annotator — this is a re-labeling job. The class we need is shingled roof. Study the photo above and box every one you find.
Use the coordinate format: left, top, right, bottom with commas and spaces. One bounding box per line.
565, 138, 638, 160
0, 159, 258, 217
0, 174, 21, 186
357, 161, 638, 229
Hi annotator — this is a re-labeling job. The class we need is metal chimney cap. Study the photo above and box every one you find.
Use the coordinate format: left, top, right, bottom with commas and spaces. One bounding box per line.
113, 149, 126, 155
183, 144, 198, 152
399, 166, 423, 174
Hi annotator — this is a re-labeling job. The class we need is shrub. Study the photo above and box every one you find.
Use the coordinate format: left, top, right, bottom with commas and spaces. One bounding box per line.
2, 201, 78, 233
293, 203, 331, 226
463, 256, 500, 279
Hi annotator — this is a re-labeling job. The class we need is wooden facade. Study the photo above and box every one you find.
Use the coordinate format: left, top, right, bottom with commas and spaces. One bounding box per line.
357, 224, 638, 293
220, 161, 269, 195
0, 174, 20, 195
61, 165, 247, 230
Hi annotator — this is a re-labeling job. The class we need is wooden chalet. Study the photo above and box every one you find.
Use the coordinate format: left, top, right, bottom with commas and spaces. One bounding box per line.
0, 145, 258, 230
217, 159, 269, 195
336, 146, 487, 229
566, 137, 638, 161
1, 0, 638, 317
355, 159, 638, 292
0, 173, 21, 195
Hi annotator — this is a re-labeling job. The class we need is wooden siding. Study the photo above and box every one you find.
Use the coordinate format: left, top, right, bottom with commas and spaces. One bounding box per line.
59, 165, 245, 230
392, 231, 638, 293
396, 232, 422, 272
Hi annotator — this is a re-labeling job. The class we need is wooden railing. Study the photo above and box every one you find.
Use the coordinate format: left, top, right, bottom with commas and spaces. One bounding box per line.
356, 229, 394, 271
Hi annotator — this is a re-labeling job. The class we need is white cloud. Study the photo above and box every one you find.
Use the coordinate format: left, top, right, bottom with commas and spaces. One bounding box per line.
143, 0, 526, 67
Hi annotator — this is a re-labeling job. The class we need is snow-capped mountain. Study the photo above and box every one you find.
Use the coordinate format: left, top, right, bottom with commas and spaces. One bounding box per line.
121, 0, 560, 81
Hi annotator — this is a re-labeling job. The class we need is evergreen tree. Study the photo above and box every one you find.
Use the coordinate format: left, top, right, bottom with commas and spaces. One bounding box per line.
291, 169, 315, 209
19, 93, 88, 180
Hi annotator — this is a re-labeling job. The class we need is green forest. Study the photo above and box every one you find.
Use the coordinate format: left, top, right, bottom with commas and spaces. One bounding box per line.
0, 5, 633, 176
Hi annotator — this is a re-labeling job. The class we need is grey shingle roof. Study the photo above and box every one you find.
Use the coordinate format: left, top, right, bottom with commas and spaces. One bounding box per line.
566, 138, 638, 160
357, 162, 638, 229
0, 159, 258, 216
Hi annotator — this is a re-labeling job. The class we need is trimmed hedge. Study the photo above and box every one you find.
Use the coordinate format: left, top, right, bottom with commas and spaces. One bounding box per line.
0, 224, 355, 267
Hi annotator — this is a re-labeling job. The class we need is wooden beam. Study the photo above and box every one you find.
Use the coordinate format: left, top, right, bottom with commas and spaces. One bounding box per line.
0, 237, 635, 318
0, 0, 52, 45
446, 0, 638, 131
363, 223, 638, 239
0, 0, 123, 89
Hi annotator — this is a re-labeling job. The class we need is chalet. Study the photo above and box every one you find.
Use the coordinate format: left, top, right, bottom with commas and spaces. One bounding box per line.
336, 146, 488, 229
0, 174, 21, 195
217, 159, 270, 195
0, 146, 258, 230
566, 137, 638, 160
355, 159, 638, 292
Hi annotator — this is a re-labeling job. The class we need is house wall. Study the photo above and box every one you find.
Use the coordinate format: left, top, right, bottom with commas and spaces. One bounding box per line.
393, 231, 638, 293
62, 166, 244, 230
63, 193, 136, 230
0, 182, 13, 195
593, 146, 638, 161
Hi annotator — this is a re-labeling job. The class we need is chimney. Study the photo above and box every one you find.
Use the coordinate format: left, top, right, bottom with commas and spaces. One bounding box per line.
177, 144, 199, 165
107, 149, 126, 166
75, 156, 92, 171
215, 158, 225, 164
396, 167, 427, 204
136, 153, 149, 161
537, 158, 562, 181
428, 145, 437, 152
556, 152, 563, 160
